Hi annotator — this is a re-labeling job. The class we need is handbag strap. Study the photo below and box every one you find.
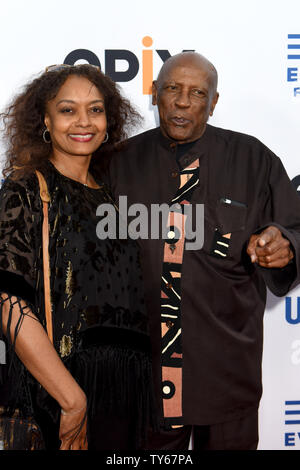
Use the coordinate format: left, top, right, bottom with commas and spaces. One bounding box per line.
35, 170, 53, 344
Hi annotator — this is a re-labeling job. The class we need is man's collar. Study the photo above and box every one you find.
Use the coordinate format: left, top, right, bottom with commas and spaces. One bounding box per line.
158, 124, 213, 167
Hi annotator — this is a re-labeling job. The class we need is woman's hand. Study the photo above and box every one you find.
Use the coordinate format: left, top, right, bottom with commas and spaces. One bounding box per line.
59, 403, 88, 450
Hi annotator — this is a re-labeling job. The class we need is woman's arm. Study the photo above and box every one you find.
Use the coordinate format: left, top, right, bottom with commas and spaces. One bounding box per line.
1, 294, 88, 450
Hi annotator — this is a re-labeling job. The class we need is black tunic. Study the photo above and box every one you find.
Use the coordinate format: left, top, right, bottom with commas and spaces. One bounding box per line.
0, 160, 155, 449
108, 124, 300, 427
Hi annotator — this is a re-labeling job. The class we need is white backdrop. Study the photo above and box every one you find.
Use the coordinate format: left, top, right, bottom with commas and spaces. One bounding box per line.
0, 0, 300, 450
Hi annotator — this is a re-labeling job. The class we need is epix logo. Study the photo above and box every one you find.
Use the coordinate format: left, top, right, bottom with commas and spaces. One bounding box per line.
285, 401, 300, 447
63, 36, 194, 94
286, 34, 300, 97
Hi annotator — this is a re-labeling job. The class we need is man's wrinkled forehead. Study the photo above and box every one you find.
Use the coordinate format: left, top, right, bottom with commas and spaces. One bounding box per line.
156, 52, 218, 92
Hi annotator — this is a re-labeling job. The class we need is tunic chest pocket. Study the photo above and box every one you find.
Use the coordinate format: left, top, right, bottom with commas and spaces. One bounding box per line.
204, 198, 247, 259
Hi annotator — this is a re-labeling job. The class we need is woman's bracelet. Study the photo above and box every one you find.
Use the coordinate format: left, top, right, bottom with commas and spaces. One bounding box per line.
61, 404, 86, 416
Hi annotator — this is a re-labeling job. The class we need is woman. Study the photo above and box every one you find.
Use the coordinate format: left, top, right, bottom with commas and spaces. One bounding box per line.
0, 64, 155, 450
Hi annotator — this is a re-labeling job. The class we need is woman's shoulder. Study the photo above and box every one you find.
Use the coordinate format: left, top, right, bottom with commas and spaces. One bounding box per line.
1, 171, 39, 192
0, 171, 41, 213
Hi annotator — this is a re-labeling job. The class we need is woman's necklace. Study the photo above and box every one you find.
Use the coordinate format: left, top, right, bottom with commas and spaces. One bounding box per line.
51, 162, 90, 186
64, 172, 90, 186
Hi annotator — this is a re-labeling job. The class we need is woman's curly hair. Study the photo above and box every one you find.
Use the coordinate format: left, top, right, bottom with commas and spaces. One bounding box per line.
0, 65, 141, 180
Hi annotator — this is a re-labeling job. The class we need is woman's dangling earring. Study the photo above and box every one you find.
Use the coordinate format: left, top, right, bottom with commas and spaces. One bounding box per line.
102, 132, 109, 143
43, 128, 51, 144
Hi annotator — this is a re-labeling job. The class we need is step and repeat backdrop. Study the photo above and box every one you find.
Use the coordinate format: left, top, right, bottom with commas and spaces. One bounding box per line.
0, 0, 299, 450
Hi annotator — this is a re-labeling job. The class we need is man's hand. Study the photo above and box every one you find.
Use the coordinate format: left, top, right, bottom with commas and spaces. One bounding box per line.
247, 225, 294, 268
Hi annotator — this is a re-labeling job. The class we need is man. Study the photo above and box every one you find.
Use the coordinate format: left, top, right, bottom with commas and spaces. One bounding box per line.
107, 52, 300, 450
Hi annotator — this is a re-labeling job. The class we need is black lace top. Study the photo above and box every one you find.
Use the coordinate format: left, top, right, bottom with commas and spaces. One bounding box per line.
0, 161, 154, 446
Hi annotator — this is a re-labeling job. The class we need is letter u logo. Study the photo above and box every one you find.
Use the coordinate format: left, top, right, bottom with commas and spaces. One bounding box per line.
285, 297, 300, 324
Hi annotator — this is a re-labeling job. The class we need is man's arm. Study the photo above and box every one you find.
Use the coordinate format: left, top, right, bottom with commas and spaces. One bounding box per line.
246, 154, 300, 296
